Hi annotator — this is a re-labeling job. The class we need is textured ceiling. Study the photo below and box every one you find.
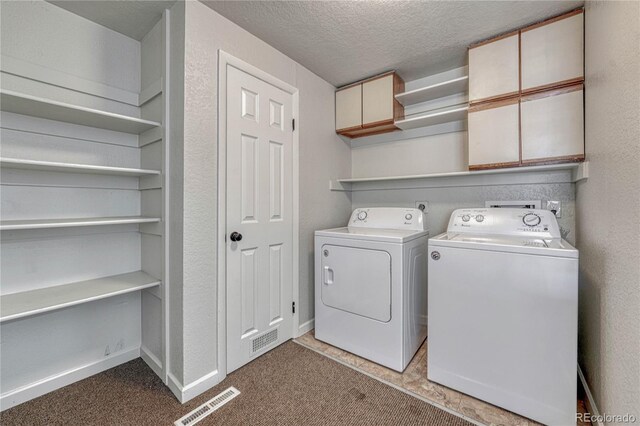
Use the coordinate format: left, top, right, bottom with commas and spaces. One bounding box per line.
48, 0, 176, 41
203, 0, 583, 86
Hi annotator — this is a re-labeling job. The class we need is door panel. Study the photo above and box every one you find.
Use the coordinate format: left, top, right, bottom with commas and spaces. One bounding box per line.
335, 84, 362, 131
469, 34, 520, 103
227, 65, 293, 373
362, 74, 394, 125
321, 244, 391, 322
468, 99, 520, 168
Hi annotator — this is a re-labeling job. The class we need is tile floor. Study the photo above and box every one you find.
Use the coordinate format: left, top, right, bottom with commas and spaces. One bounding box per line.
295, 331, 590, 426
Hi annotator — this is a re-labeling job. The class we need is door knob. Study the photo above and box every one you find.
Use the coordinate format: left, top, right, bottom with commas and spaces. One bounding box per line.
229, 232, 242, 242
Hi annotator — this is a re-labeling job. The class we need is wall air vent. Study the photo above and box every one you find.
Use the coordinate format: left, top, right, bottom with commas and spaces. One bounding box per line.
252, 328, 278, 354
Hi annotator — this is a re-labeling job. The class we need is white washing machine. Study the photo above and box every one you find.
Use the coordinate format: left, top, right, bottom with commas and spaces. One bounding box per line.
428, 208, 578, 426
315, 207, 428, 372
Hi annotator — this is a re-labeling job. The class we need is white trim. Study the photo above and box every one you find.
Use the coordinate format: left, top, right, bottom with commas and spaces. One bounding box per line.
0, 347, 139, 411
167, 370, 220, 404
297, 319, 315, 337
578, 364, 603, 426
139, 78, 163, 106
141, 345, 164, 378
217, 50, 300, 381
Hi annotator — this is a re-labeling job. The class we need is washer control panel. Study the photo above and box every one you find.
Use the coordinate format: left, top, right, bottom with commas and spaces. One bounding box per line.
349, 207, 425, 231
447, 208, 560, 238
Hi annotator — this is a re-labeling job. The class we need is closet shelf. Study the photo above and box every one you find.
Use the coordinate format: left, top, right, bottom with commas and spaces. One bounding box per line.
0, 216, 161, 231
0, 90, 161, 134
395, 104, 468, 130
0, 158, 161, 177
395, 76, 468, 106
0, 271, 160, 323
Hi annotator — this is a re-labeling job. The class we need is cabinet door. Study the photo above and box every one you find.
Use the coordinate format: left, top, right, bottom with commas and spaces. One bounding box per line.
521, 86, 584, 164
521, 11, 584, 93
469, 33, 520, 104
362, 74, 395, 126
335, 84, 362, 131
468, 98, 520, 169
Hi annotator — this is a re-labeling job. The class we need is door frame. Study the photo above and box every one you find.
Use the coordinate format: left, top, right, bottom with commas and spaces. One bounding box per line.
217, 50, 300, 378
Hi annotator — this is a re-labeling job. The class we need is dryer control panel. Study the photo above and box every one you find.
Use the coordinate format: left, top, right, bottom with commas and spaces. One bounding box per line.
447, 208, 560, 239
349, 207, 425, 231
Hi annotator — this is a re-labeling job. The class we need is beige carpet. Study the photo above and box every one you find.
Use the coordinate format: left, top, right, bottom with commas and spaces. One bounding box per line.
1, 341, 472, 426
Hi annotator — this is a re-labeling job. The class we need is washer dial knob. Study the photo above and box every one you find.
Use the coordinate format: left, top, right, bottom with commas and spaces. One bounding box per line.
405, 213, 413, 220
523, 213, 541, 227
357, 211, 367, 220
475, 214, 485, 222
462, 214, 471, 222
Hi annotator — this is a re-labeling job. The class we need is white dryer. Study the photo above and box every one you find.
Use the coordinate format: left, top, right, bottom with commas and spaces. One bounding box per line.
428, 208, 578, 426
315, 208, 428, 372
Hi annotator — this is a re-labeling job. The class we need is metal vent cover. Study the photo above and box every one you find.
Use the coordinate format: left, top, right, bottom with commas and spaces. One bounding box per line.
174, 387, 240, 426
252, 328, 278, 354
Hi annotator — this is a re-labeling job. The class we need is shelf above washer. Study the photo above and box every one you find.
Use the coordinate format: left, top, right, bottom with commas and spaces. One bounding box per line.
395, 104, 469, 130
0, 158, 160, 177
0, 90, 161, 134
395, 76, 468, 106
0, 271, 161, 323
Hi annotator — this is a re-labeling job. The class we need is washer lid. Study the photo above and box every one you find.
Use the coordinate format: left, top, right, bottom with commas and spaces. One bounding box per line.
316, 227, 429, 243
429, 232, 578, 258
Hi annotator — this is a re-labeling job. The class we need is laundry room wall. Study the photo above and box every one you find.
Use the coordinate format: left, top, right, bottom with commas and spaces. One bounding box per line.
577, 0, 640, 418
167, 0, 351, 397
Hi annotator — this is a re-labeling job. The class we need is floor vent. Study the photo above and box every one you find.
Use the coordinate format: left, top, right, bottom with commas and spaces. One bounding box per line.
252, 328, 278, 354
174, 387, 240, 426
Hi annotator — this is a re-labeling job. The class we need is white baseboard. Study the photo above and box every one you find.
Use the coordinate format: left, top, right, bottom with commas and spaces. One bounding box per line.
167, 369, 221, 403
0, 347, 140, 411
578, 364, 603, 426
140, 345, 163, 379
297, 318, 314, 337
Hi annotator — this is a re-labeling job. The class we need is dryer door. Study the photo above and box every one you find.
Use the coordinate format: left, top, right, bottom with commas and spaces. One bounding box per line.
320, 244, 391, 322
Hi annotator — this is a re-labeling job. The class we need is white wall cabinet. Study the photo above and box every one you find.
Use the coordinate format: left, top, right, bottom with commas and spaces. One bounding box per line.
335, 84, 362, 132
521, 86, 584, 163
336, 72, 403, 138
468, 33, 519, 104
362, 73, 396, 126
468, 98, 520, 169
521, 10, 584, 93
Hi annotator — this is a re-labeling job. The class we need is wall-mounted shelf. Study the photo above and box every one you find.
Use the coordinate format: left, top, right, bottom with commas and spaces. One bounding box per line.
331, 161, 589, 191
0, 271, 160, 323
0, 90, 161, 134
395, 76, 468, 106
0, 158, 160, 177
0, 216, 161, 231
395, 105, 468, 130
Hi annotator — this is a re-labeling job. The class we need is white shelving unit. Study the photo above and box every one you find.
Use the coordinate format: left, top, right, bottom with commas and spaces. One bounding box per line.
1, 158, 161, 177
0, 216, 161, 231
0, 90, 161, 134
331, 161, 589, 191
0, 271, 160, 323
395, 76, 468, 106
395, 104, 469, 130
0, 2, 170, 410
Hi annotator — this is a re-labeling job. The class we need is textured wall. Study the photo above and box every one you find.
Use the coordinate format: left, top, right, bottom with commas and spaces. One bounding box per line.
353, 183, 576, 245
578, 1, 640, 419
175, 1, 350, 388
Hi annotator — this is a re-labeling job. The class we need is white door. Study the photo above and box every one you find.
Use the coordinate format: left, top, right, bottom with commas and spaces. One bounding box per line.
226, 65, 294, 373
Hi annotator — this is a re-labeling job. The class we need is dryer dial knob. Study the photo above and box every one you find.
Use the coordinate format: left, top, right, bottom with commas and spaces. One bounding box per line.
523, 213, 541, 227
357, 211, 367, 220
462, 214, 471, 222
405, 213, 413, 220
475, 214, 485, 222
